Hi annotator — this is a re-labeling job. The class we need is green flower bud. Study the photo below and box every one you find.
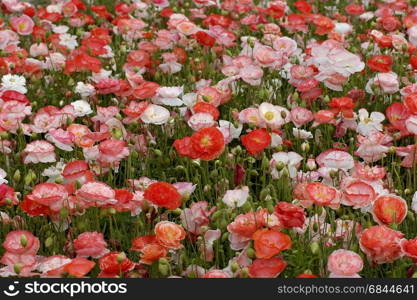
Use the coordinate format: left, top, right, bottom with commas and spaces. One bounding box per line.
246, 248, 256, 259
117, 252, 126, 264
20, 234, 28, 247
45, 236, 54, 248
310, 241, 320, 255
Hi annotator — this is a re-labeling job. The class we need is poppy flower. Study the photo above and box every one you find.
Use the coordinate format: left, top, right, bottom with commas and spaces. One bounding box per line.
401, 238, 417, 261
253, 228, 292, 259
241, 129, 271, 155
328, 97, 355, 118
154, 221, 186, 250
144, 182, 182, 210
98, 252, 135, 277
367, 55, 393, 73
372, 195, 407, 226
202, 270, 230, 278
73, 232, 109, 259
385, 102, 410, 132
189, 127, 225, 160
63, 257, 95, 278
248, 257, 287, 278
359, 225, 403, 264
305, 182, 337, 206
195, 31, 216, 47
193, 102, 220, 120
274, 202, 305, 228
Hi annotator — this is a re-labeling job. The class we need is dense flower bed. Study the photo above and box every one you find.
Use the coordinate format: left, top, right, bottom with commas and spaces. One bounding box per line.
1, 0, 417, 278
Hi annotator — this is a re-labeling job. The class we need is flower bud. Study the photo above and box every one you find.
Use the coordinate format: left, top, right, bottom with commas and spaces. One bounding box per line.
306, 158, 317, 170
117, 252, 126, 264
310, 241, 320, 254
13, 170, 21, 183
246, 247, 255, 259
301, 142, 310, 153
20, 234, 27, 247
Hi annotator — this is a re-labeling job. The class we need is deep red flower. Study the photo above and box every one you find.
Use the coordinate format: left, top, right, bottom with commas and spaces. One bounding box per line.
98, 252, 135, 276
274, 202, 305, 228
195, 31, 216, 47
367, 55, 393, 73
190, 127, 225, 160
144, 182, 182, 210
241, 129, 271, 155
294, 0, 312, 14
328, 97, 355, 118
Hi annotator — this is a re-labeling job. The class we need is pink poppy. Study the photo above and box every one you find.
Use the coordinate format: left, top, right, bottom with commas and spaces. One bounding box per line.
74, 232, 109, 259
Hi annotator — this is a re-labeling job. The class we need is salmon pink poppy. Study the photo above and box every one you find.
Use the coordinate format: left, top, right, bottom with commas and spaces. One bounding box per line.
25, 183, 68, 213
341, 180, 376, 208
372, 195, 407, 226
400, 238, 417, 261
327, 249, 363, 277
2, 230, 39, 255
252, 228, 292, 259
248, 257, 287, 278
154, 221, 186, 250
359, 225, 403, 264
73, 232, 109, 259
63, 257, 95, 278
306, 182, 338, 206
202, 270, 230, 278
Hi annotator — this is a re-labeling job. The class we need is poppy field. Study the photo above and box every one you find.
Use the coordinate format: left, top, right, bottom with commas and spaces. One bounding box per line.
2, 0, 417, 279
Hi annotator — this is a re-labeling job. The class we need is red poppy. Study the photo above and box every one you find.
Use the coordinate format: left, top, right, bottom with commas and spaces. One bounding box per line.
405, 93, 417, 114
195, 31, 216, 47
127, 50, 151, 68
132, 81, 160, 99
345, 4, 364, 15
63, 257, 95, 278
312, 15, 335, 35
202, 14, 232, 28
274, 202, 305, 228
64, 50, 101, 74
1, 90, 29, 105
385, 102, 410, 132
372, 195, 407, 226
173, 136, 200, 160
241, 129, 271, 155
328, 97, 355, 118
253, 228, 292, 259
306, 182, 337, 206
144, 182, 182, 210
190, 127, 225, 160
401, 238, 417, 261
192, 102, 220, 120
98, 252, 135, 277
248, 257, 287, 278
294, 0, 312, 14
410, 56, 417, 69
367, 55, 393, 73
